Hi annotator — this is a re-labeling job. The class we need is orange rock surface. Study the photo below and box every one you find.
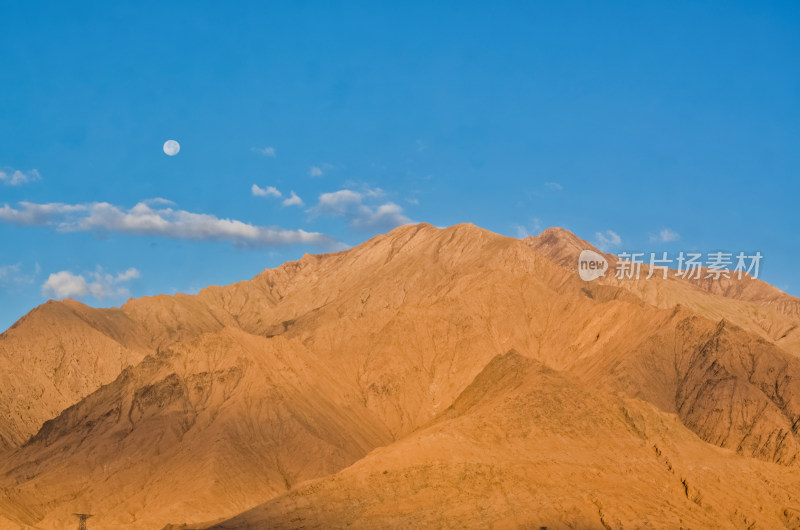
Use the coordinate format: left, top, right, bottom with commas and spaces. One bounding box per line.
1, 223, 799, 529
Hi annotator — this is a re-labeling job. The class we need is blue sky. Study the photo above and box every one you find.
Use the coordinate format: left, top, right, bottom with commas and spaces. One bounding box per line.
1, 1, 799, 331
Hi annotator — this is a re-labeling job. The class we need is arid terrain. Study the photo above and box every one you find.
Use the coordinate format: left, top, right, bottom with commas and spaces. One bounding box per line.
1, 223, 800, 529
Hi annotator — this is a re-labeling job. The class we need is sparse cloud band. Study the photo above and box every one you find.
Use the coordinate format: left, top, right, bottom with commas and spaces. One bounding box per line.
283, 191, 304, 207
0, 168, 40, 186
251, 184, 282, 198
650, 228, 680, 243
252, 146, 276, 157
595, 230, 622, 250
309, 188, 413, 231
0, 200, 342, 249
42, 267, 140, 300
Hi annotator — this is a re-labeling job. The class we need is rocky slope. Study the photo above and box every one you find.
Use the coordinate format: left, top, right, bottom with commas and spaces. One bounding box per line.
526, 227, 800, 354
0, 300, 151, 449
212, 351, 800, 529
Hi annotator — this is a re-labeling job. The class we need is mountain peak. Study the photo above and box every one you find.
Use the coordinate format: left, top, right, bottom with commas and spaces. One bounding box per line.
523, 226, 599, 268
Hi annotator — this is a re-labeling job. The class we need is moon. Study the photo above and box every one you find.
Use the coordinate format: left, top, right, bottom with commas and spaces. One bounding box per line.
163, 140, 180, 156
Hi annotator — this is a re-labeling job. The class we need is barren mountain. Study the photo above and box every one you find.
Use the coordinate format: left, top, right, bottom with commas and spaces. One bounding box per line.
526, 227, 800, 353
213, 351, 800, 529
0, 223, 799, 529
0, 300, 151, 449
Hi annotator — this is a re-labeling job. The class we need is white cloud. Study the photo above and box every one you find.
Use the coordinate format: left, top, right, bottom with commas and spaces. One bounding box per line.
650, 228, 680, 243
42, 271, 88, 299
308, 163, 332, 177
0, 168, 41, 186
251, 184, 282, 198
364, 187, 385, 198
282, 191, 304, 207
595, 230, 622, 250
42, 267, 141, 300
0, 264, 21, 282
141, 197, 175, 206
352, 202, 410, 230
0, 201, 87, 225
514, 218, 543, 239
115, 267, 141, 282
544, 182, 563, 191
252, 146, 276, 157
313, 190, 363, 216
0, 200, 341, 249
309, 188, 413, 231
0, 263, 36, 286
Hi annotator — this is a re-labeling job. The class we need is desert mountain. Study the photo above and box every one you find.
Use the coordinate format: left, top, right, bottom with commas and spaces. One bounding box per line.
0, 223, 799, 528
213, 351, 800, 529
0, 300, 151, 449
526, 227, 800, 352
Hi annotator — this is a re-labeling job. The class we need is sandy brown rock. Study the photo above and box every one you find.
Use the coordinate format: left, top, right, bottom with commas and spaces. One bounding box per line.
0, 223, 799, 529
211, 351, 800, 529
0, 328, 393, 529
526, 227, 800, 354
0, 299, 151, 449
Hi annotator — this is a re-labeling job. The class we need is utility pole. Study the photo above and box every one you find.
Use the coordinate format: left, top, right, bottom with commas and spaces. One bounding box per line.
74, 514, 93, 530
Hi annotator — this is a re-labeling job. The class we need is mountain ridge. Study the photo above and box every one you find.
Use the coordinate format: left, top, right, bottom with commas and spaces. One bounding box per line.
1, 222, 799, 528
210, 350, 800, 529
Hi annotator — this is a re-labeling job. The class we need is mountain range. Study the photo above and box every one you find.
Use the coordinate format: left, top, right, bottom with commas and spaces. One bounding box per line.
1, 223, 799, 529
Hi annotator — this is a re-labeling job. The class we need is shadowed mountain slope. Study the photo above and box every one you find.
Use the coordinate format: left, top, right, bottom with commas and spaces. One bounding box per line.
0, 300, 151, 449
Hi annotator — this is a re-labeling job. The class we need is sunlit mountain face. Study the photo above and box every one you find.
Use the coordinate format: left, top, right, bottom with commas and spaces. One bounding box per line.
0, 224, 799, 528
